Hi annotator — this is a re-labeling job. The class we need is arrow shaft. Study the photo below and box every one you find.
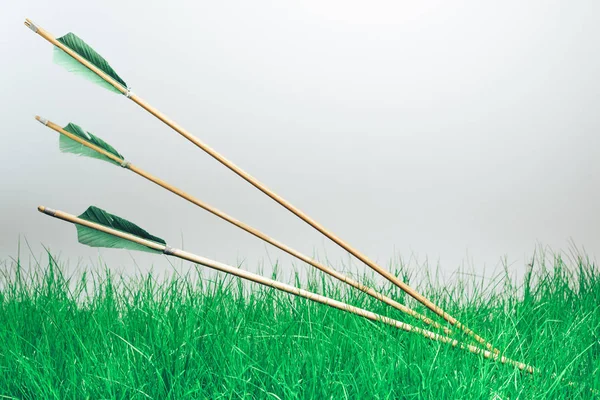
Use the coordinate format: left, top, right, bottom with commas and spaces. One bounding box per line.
130, 164, 452, 332
26, 19, 496, 353
38, 205, 533, 373
40, 118, 450, 335
131, 88, 497, 352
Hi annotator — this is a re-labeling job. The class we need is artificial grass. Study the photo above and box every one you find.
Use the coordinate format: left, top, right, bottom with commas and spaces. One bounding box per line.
0, 250, 598, 399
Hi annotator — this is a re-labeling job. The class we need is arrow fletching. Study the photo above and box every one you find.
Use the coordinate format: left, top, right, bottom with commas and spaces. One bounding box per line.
59, 122, 124, 165
53, 32, 127, 94
76, 206, 165, 253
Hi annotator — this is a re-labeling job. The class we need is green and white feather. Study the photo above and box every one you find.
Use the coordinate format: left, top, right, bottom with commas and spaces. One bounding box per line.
77, 206, 166, 254
60, 122, 124, 166
53, 32, 128, 94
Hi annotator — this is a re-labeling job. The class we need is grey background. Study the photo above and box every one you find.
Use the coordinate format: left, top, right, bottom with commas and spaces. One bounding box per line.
1, 1, 598, 283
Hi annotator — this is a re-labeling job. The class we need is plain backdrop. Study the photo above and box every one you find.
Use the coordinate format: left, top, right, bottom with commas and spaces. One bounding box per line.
1, 1, 598, 285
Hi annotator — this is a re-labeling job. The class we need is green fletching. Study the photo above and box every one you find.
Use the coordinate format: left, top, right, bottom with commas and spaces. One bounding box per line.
54, 32, 127, 93
60, 123, 124, 166
53, 47, 121, 94
77, 206, 166, 254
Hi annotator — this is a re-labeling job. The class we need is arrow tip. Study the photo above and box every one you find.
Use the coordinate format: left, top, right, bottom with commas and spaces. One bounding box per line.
24, 19, 38, 33
35, 116, 48, 125
38, 206, 57, 216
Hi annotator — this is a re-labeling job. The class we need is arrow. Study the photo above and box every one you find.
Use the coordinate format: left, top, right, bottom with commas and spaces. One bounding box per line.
25, 19, 497, 353
37, 204, 533, 373
35, 115, 451, 335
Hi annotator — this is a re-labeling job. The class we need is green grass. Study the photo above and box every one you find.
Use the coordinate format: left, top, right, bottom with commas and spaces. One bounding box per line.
0, 250, 598, 399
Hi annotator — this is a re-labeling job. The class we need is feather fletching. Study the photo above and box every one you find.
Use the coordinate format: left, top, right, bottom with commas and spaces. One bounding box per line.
77, 206, 166, 254
54, 32, 127, 93
60, 123, 124, 165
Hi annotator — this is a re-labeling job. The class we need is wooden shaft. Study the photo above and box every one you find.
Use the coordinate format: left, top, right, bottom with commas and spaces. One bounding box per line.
132, 88, 497, 352
37, 205, 533, 373
38, 116, 451, 335
25, 19, 497, 353
130, 165, 455, 334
